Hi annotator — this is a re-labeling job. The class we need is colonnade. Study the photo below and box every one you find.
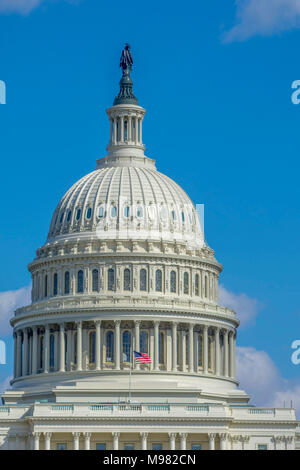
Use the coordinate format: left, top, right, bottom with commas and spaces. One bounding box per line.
13, 320, 236, 381
109, 114, 143, 146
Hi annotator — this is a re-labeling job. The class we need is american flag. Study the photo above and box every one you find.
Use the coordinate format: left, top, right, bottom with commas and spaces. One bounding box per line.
134, 351, 151, 364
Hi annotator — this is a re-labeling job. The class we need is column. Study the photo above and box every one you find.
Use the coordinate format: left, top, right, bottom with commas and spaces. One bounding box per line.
77, 321, 82, 371
188, 324, 194, 372
120, 116, 124, 142
13, 333, 17, 378
215, 327, 220, 376
135, 118, 138, 144
33, 432, 41, 451
127, 116, 131, 142
84, 432, 91, 451
113, 118, 117, 145
180, 433, 187, 450
169, 433, 176, 450
181, 330, 186, 372
140, 432, 148, 450
32, 326, 38, 375
73, 432, 81, 450
224, 330, 229, 377
67, 328, 72, 371
44, 432, 52, 451
229, 331, 234, 378
95, 320, 101, 371
59, 323, 65, 372
54, 330, 59, 372
139, 118, 143, 144
172, 322, 178, 372
134, 321, 140, 370
110, 119, 113, 145
44, 325, 50, 374
22, 329, 29, 376
115, 320, 120, 370
113, 432, 120, 450
203, 325, 208, 374
208, 433, 216, 450
220, 433, 227, 450
232, 332, 236, 378
154, 321, 159, 371
16, 330, 22, 377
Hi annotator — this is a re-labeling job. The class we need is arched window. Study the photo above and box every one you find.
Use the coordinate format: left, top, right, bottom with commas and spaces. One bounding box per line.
89, 331, 96, 363
155, 269, 162, 292
106, 331, 114, 362
181, 211, 185, 223
124, 206, 130, 218
64, 271, 70, 295
124, 119, 128, 141
53, 273, 58, 296
184, 272, 189, 295
137, 206, 143, 218
140, 331, 148, 354
171, 209, 177, 221
67, 210, 72, 222
60, 212, 64, 224
197, 335, 203, 367
140, 269, 147, 291
108, 268, 115, 291
195, 273, 200, 296
77, 270, 84, 293
205, 276, 208, 298
50, 335, 55, 368
110, 205, 117, 218
159, 332, 164, 364
92, 269, 99, 292
39, 335, 44, 370
124, 269, 131, 291
170, 271, 176, 293
44, 275, 48, 297
122, 331, 131, 362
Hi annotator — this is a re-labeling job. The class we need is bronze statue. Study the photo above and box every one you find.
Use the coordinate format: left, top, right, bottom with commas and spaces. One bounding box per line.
120, 43, 133, 75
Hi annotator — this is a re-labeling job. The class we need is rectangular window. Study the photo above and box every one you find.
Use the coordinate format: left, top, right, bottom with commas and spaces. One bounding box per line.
96, 443, 106, 450
257, 444, 268, 450
124, 444, 134, 450
152, 443, 163, 450
57, 443, 67, 450
191, 444, 201, 450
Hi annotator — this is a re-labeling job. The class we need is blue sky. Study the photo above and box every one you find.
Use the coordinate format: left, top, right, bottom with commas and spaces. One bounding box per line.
0, 0, 300, 412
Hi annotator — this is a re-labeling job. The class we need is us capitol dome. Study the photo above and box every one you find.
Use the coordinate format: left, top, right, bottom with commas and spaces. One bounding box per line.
0, 46, 297, 451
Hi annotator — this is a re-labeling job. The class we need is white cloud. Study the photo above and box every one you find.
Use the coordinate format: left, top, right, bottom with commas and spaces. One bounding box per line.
0, 0, 80, 15
0, 375, 12, 394
237, 346, 300, 417
219, 284, 261, 327
223, 0, 300, 43
0, 286, 31, 337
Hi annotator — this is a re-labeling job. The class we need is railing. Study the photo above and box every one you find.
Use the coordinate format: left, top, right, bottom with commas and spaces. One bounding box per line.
89, 405, 113, 412
0, 407, 10, 413
51, 405, 74, 412
186, 405, 209, 412
146, 405, 170, 412
248, 409, 274, 415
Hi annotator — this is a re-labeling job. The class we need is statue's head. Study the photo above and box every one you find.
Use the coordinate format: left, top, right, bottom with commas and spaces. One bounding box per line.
125, 43, 131, 50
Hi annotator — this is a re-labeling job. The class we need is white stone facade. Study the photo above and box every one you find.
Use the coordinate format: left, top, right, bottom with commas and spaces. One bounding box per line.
0, 64, 298, 450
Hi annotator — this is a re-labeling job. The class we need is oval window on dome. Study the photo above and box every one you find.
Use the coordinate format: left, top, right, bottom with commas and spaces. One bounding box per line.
98, 205, 105, 219
110, 205, 117, 218
160, 206, 167, 221
59, 212, 64, 224
137, 206, 143, 218
148, 205, 156, 221
181, 211, 185, 223
67, 210, 72, 222
76, 209, 81, 221
124, 206, 130, 218
171, 209, 177, 221
86, 207, 92, 220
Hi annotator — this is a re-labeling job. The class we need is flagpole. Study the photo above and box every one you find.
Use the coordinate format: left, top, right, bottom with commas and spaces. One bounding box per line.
128, 348, 132, 403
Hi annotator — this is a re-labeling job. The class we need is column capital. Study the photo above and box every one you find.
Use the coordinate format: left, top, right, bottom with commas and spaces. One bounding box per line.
140, 432, 148, 438
32, 432, 41, 438
95, 319, 101, 327
134, 320, 141, 326
44, 432, 52, 438
114, 320, 121, 327
77, 320, 82, 327
219, 433, 228, 440
72, 432, 81, 438
208, 433, 217, 439
83, 432, 92, 438
179, 433, 188, 438
168, 433, 177, 437
112, 432, 120, 438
